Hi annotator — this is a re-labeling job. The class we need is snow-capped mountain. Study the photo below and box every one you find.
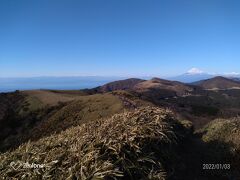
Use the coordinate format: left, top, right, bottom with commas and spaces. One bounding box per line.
169, 68, 213, 83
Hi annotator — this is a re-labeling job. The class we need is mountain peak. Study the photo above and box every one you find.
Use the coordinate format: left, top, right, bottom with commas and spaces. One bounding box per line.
186, 68, 204, 75
97, 78, 145, 92
193, 76, 240, 89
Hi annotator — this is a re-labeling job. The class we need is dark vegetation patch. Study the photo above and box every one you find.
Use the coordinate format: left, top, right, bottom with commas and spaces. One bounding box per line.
191, 105, 219, 116
0, 98, 66, 152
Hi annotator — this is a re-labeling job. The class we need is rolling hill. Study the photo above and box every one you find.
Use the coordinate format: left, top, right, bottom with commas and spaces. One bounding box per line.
0, 107, 193, 179
0, 91, 129, 152
134, 77, 194, 96
85, 77, 194, 97
93, 78, 145, 93
83, 77, 240, 129
192, 76, 240, 90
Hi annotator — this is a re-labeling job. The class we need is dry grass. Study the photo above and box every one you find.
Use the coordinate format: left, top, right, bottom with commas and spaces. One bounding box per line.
198, 118, 240, 177
200, 118, 240, 145
195, 76, 240, 90
22, 90, 87, 106
134, 78, 193, 96
0, 107, 189, 179
26, 93, 124, 141
0, 93, 124, 152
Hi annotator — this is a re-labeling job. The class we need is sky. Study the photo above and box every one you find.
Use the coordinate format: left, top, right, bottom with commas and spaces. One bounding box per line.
0, 0, 240, 78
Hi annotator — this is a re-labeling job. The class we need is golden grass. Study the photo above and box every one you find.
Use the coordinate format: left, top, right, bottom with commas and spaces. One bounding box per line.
26, 93, 124, 141
22, 90, 87, 106
134, 78, 193, 96
0, 92, 125, 154
0, 107, 188, 179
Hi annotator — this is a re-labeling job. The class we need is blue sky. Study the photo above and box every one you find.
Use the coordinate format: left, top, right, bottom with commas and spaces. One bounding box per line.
0, 0, 240, 77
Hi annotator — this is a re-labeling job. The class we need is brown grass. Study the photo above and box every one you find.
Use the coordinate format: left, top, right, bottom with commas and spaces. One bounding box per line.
22, 90, 87, 106
134, 78, 193, 96
198, 118, 240, 177
0, 107, 189, 179
0, 92, 126, 153
27, 93, 124, 140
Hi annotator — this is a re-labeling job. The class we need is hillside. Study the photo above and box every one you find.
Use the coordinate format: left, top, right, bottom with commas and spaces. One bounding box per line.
197, 118, 240, 178
83, 77, 240, 129
193, 76, 240, 90
22, 90, 89, 106
231, 77, 240, 82
0, 107, 192, 179
134, 78, 193, 95
0, 89, 96, 152
0, 92, 127, 152
93, 77, 194, 99
93, 78, 145, 93
1, 106, 240, 179
24, 93, 125, 141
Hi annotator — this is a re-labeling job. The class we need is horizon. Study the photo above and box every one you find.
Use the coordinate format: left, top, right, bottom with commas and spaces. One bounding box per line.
0, 67, 240, 79
1, 0, 240, 77
0, 68, 239, 93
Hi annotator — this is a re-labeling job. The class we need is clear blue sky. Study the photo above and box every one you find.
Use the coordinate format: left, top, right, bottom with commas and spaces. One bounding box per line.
0, 0, 240, 77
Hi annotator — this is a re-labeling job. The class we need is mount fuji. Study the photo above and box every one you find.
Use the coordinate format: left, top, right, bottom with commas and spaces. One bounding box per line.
169, 68, 213, 83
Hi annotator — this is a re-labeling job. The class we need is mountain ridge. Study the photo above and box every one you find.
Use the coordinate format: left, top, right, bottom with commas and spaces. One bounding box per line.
192, 76, 240, 90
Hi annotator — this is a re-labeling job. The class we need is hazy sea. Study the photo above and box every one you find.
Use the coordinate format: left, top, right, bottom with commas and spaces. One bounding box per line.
0, 77, 123, 93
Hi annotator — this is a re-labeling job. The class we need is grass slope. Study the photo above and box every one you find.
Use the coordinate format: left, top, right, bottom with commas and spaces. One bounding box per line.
0, 107, 191, 180
0, 93, 125, 153
194, 118, 240, 178
27, 93, 125, 140
200, 118, 240, 166
193, 76, 240, 90
22, 90, 88, 106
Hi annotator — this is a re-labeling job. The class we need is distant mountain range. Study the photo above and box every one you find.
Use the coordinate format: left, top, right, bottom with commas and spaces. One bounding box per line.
170, 72, 240, 83
92, 76, 240, 93
1, 73, 240, 92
